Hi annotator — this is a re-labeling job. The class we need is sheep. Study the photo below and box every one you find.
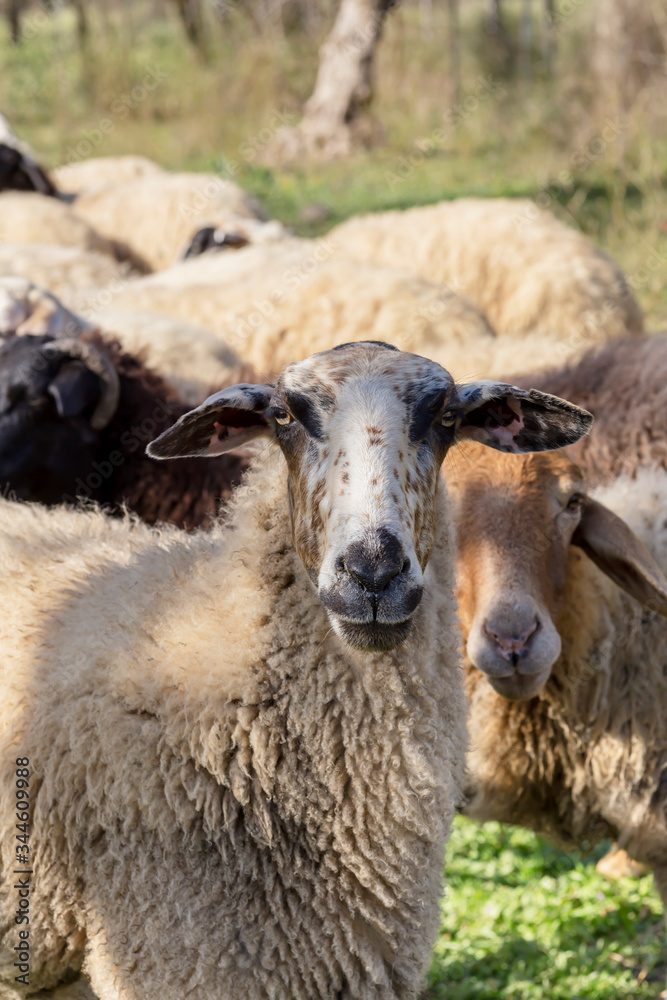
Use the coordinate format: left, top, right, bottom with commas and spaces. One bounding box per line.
0, 192, 117, 256
0, 243, 135, 315
474, 331, 667, 886
52, 155, 165, 195
446, 447, 667, 928
109, 238, 500, 376
0, 113, 57, 196
0, 276, 86, 339
0, 278, 244, 406
0, 341, 593, 1000
329, 198, 644, 350
508, 332, 667, 485
0, 324, 254, 529
179, 217, 290, 260
72, 172, 273, 270
90, 307, 245, 405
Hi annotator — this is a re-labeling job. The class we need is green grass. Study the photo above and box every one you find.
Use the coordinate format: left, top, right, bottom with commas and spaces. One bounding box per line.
428, 818, 665, 1000
2, 6, 667, 996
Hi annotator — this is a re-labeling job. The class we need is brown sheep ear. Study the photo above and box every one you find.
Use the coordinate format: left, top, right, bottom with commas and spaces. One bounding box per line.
456, 381, 593, 453
572, 498, 667, 617
147, 383, 274, 460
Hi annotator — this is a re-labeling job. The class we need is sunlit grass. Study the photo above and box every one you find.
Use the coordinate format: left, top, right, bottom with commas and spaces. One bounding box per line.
429, 818, 666, 1000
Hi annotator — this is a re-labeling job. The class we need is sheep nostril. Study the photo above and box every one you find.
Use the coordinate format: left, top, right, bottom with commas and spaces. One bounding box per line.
484, 619, 539, 662
401, 558, 410, 574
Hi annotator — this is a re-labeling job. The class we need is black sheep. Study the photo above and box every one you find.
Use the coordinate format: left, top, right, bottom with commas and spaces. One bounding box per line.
0, 331, 254, 529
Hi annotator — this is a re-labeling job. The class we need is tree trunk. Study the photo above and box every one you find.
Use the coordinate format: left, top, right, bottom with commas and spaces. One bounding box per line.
519, 0, 532, 79
8, 0, 23, 43
419, 0, 433, 40
173, 0, 209, 59
446, 0, 460, 103
71, 0, 89, 47
541, 0, 555, 73
486, 0, 513, 75
264, 0, 397, 162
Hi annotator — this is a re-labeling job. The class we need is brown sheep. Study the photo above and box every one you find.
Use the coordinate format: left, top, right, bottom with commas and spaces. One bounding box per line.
445, 336, 667, 937
509, 333, 667, 485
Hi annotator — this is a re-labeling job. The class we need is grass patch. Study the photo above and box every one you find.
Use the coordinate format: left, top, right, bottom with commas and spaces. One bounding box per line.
427, 818, 665, 1000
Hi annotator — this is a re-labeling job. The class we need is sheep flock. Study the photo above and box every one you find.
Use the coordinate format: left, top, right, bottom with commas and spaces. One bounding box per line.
0, 119, 665, 1000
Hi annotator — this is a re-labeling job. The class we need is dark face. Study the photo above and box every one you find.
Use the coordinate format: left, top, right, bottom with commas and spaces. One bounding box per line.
0, 143, 56, 195
0, 335, 104, 504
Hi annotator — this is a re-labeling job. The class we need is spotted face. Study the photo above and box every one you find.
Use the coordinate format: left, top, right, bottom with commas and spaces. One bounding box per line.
148, 342, 594, 653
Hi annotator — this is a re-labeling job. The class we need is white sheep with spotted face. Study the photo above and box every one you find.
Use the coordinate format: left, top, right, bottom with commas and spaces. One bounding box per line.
0, 342, 592, 1000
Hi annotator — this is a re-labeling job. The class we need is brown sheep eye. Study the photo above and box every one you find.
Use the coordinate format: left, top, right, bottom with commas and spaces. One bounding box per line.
566, 493, 584, 511
274, 410, 293, 426
439, 411, 457, 427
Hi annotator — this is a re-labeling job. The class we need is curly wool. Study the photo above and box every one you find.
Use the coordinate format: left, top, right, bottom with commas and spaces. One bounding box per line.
508, 333, 667, 485
109, 238, 497, 379
73, 172, 269, 271
464, 468, 667, 871
0, 193, 116, 257
53, 155, 165, 196
0, 243, 136, 316
87, 307, 246, 406
0, 448, 466, 1000
329, 198, 644, 347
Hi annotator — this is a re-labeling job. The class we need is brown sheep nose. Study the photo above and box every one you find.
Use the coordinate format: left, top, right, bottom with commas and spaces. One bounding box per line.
483, 619, 539, 665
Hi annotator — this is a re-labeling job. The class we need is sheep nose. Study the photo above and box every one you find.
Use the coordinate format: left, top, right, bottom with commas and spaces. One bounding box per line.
483, 619, 539, 664
342, 530, 408, 593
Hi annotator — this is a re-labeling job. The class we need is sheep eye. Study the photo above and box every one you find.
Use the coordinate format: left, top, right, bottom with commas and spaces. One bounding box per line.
274, 410, 293, 426
566, 492, 584, 511
439, 410, 457, 427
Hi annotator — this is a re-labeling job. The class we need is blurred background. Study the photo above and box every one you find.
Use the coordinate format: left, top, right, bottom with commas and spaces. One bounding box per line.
3, 1, 666, 995
3, 0, 667, 326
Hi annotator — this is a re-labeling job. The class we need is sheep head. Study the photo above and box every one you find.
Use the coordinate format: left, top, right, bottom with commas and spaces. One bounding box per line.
450, 444, 667, 700
148, 341, 592, 653
0, 333, 119, 503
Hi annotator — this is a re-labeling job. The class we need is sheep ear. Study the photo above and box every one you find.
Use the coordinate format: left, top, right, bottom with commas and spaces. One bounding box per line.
147, 383, 274, 460
457, 382, 593, 453
572, 498, 667, 616
48, 361, 102, 419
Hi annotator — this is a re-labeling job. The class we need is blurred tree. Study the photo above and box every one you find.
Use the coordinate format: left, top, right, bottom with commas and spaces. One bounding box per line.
446, 0, 460, 102
71, 0, 88, 45
264, 0, 399, 162
519, 0, 532, 79
486, 0, 510, 67
594, 0, 667, 128
3, 0, 88, 46
172, 0, 208, 59
541, 0, 554, 74
5, 0, 25, 42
